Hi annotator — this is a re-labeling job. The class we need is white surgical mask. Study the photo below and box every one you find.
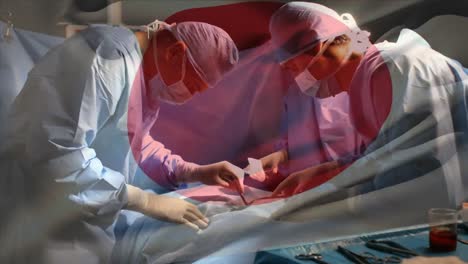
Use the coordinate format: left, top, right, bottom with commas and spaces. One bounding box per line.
296, 38, 354, 98
294, 39, 333, 96
295, 70, 321, 96
149, 73, 192, 105
150, 28, 193, 105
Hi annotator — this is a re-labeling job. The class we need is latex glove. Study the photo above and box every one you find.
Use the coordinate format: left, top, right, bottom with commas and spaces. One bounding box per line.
272, 161, 340, 197
182, 161, 245, 194
125, 185, 209, 231
402, 257, 466, 264
246, 149, 288, 179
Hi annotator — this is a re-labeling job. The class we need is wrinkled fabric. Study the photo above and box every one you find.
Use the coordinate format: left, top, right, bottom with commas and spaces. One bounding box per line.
285, 86, 359, 174
0, 24, 64, 263
112, 185, 276, 264
4, 25, 139, 224
278, 29, 468, 215
150, 39, 352, 192
127, 21, 240, 189
0, 24, 216, 263
1, 25, 197, 238
113, 169, 454, 264
113, 29, 468, 264
126, 50, 199, 190
0, 21, 63, 151
150, 40, 288, 180
357, 29, 465, 203
110, 39, 357, 263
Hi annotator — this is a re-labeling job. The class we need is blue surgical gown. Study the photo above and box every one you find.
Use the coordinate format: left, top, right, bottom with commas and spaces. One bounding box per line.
3, 25, 194, 228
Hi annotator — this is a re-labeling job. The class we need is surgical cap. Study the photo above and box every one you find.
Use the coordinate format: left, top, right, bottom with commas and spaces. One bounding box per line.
170, 22, 239, 87
270, 2, 370, 63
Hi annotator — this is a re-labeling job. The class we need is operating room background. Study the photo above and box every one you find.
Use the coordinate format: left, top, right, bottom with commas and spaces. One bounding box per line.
5, 0, 468, 37
2, 1, 468, 263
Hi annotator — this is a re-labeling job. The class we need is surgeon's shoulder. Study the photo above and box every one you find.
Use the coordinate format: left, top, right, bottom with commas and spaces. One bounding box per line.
392, 44, 455, 87
29, 25, 138, 76
80, 25, 138, 60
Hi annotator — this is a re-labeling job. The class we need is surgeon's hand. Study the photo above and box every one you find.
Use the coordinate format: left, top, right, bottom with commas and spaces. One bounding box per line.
254, 149, 289, 175
188, 161, 245, 193
272, 161, 341, 197
402, 257, 466, 264
125, 185, 209, 231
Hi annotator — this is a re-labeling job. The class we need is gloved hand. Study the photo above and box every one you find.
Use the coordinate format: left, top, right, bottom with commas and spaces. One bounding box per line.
249, 149, 288, 177
125, 185, 209, 231
272, 160, 341, 197
402, 257, 466, 264
180, 161, 245, 193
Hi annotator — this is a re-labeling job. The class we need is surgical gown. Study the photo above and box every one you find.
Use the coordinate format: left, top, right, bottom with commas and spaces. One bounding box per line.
1, 25, 198, 260
346, 29, 467, 202
106, 29, 468, 264
279, 28, 468, 196
274, 29, 468, 216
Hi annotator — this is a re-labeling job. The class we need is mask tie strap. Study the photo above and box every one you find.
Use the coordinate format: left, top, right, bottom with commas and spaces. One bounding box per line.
2, 11, 14, 42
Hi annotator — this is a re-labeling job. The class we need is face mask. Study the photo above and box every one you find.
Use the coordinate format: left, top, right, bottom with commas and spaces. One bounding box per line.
296, 38, 352, 98
295, 70, 321, 96
149, 73, 192, 105
298, 77, 333, 98
294, 39, 333, 96
150, 28, 194, 105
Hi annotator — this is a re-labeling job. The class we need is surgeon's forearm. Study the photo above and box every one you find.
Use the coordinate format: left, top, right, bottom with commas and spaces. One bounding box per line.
300, 160, 340, 176
139, 133, 200, 188
175, 161, 201, 183
262, 148, 289, 165
125, 184, 148, 211
271, 148, 289, 165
